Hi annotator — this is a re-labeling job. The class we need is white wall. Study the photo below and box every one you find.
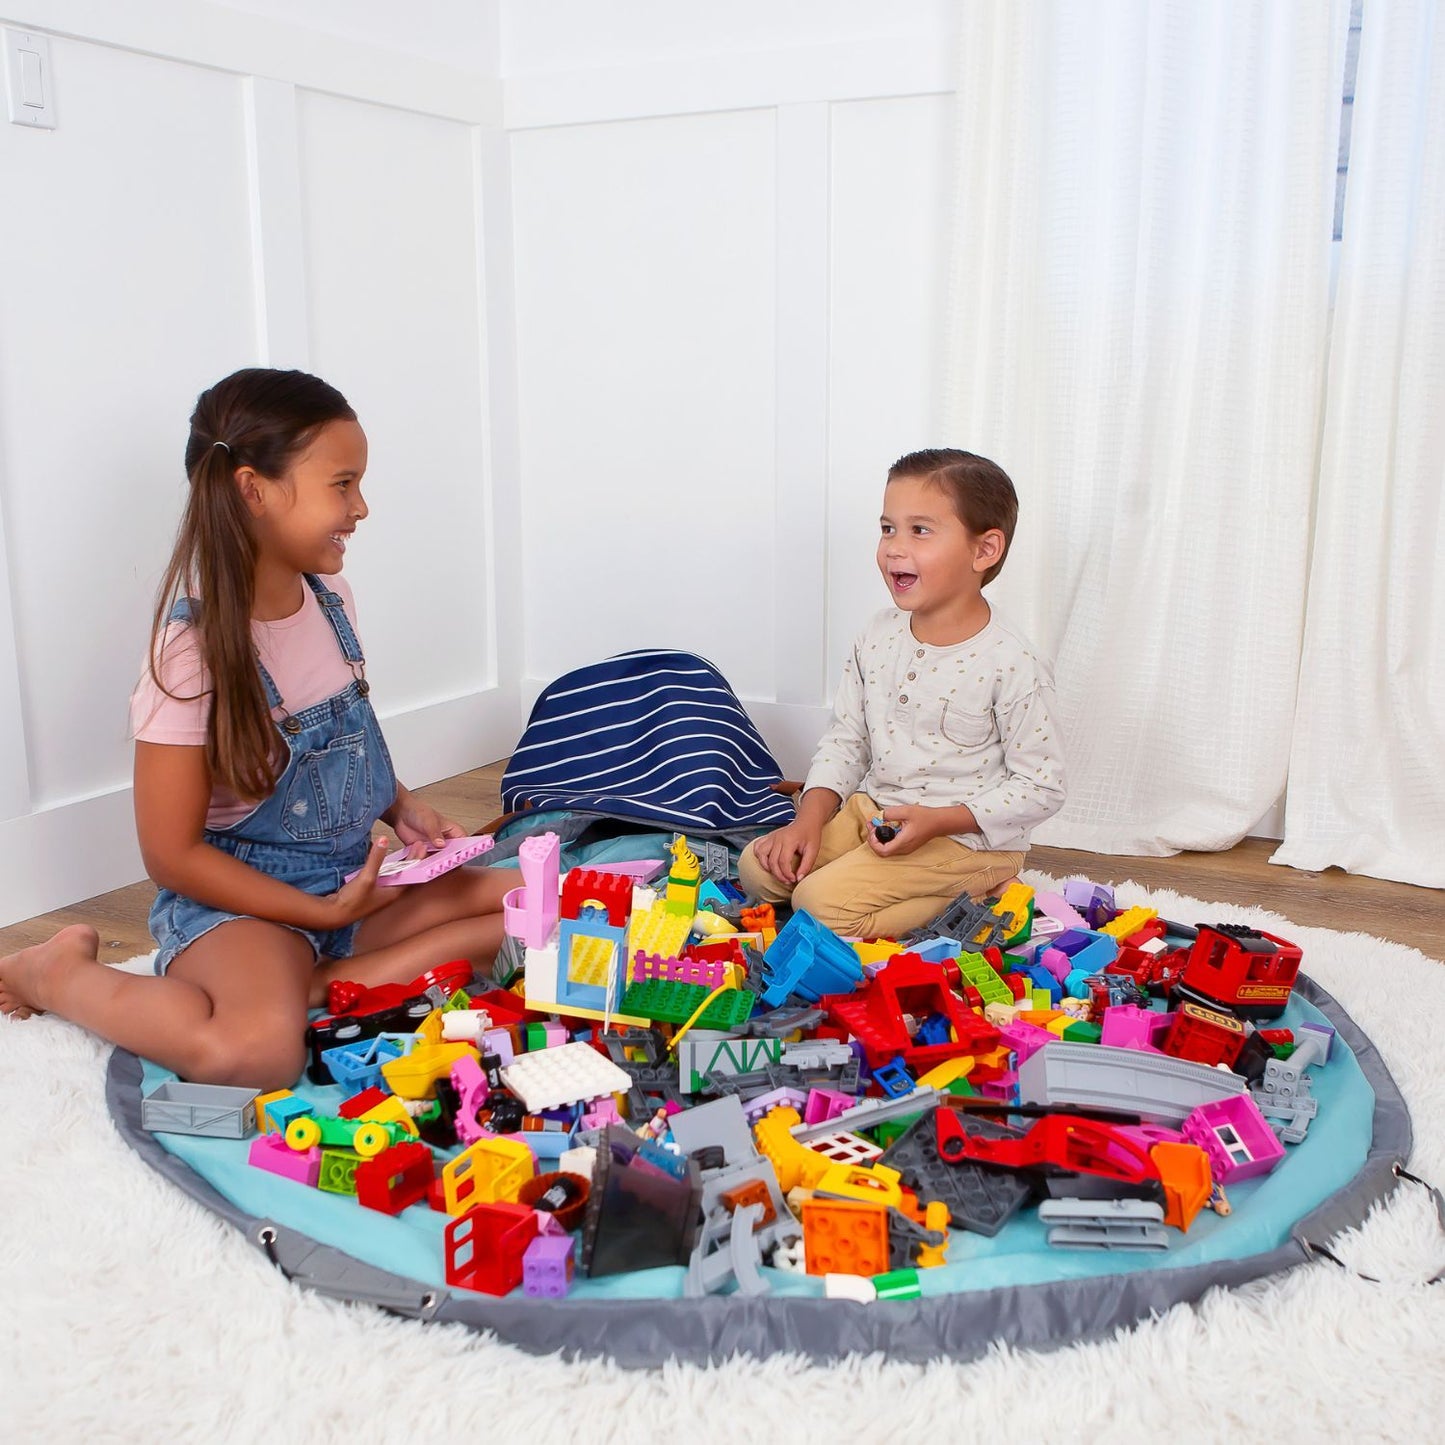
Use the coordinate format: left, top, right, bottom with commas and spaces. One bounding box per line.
505, 4, 959, 777
0, 0, 518, 924
0, 0, 964, 925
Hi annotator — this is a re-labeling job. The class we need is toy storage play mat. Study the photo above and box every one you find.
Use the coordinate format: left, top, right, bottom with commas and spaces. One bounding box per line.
108, 859, 1410, 1366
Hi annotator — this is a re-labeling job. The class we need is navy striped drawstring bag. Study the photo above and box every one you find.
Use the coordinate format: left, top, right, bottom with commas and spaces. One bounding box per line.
501, 650, 796, 836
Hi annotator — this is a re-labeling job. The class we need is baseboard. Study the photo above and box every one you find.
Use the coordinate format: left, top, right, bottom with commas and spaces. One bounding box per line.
0, 687, 523, 929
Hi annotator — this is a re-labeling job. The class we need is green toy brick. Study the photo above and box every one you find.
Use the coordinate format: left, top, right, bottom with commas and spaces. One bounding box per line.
442, 988, 472, 1012
619, 977, 756, 1029
1003, 897, 1035, 949
619, 978, 709, 1023
1062, 1021, 1102, 1044
872, 1268, 921, 1301
697, 989, 756, 1030
955, 950, 1014, 1007
318, 1147, 362, 1196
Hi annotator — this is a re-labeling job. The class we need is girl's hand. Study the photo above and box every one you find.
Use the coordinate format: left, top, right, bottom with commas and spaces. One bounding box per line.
390, 794, 466, 851
866, 804, 944, 857
322, 838, 406, 925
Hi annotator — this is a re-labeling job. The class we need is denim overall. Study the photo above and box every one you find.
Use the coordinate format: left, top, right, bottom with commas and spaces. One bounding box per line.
149, 574, 397, 975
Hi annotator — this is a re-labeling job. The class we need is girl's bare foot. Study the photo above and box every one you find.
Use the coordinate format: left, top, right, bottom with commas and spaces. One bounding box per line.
0, 923, 103, 1020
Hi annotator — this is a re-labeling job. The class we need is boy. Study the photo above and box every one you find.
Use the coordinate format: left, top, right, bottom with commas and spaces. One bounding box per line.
740, 448, 1065, 939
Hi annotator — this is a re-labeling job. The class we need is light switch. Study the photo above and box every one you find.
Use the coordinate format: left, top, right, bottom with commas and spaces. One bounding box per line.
5, 28, 56, 129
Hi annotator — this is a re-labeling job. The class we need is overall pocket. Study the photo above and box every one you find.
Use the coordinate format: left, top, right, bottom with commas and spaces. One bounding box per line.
279, 731, 373, 841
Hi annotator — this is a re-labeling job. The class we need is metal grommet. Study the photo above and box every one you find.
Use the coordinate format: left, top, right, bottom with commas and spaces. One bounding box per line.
258, 1226, 278, 1245
420, 1292, 437, 1310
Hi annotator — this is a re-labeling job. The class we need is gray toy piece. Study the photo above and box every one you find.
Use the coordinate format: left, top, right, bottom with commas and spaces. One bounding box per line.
1018, 1042, 1248, 1124
1039, 1198, 1169, 1251
673, 1098, 802, 1298
1251, 1031, 1329, 1143
140, 1081, 258, 1139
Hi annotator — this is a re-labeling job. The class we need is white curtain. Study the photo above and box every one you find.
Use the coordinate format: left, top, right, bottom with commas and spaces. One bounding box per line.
1272, 0, 1445, 888
942, 1, 1349, 854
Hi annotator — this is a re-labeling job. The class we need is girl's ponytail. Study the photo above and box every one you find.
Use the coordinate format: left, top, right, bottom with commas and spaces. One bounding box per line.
148, 369, 356, 800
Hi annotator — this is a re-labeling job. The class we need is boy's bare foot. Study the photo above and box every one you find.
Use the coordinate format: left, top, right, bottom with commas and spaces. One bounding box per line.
0, 923, 103, 1019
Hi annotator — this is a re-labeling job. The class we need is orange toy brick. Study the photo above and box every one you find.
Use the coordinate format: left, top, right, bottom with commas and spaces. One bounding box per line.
802, 1197, 891, 1277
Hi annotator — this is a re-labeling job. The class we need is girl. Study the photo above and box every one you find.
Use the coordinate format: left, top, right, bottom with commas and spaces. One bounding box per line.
0, 368, 514, 1089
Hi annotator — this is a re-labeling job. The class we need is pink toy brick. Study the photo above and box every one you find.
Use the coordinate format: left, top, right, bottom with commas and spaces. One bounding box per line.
1000, 1020, 1057, 1065
249, 1132, 321, 1186
1039, 947, 1072, 984
580, 1097, 622, 1131
366, 834, 494, 887
1181, 1095, 1285, 1182
1100, 1004, 1172, 1051
630, 951, 728, 988
450, 1054, 492, 1146
1034, 890, 1089, 930
523, 1233, 575, 1298
502, 832, 560, 949
803, 1087, 856, 1126
579, 859, 666, 882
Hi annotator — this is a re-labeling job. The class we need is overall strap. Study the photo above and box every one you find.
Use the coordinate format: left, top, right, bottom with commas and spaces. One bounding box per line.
303, 574, 366, 668
167, 596, 284, 710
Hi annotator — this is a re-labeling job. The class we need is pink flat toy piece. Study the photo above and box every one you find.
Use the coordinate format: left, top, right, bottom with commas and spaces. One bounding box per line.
349, 835, 496, 887
571, 859, 666, 883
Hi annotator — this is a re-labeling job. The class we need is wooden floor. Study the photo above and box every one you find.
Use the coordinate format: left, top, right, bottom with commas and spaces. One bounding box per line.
2, 759, 1441, 963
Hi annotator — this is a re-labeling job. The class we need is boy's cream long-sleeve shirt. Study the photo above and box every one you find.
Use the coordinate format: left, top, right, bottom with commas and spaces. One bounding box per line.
802, 606, 1066, 851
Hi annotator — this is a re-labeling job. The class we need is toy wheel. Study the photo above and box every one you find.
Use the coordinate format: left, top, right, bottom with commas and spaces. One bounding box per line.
285, 1117, 321, 1151
352, 1122, 390, 1158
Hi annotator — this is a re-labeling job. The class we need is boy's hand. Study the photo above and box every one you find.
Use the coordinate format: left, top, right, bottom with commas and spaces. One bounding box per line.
753, 817, 824, 886
867, 804, 946, 857
321, 838, 406, 924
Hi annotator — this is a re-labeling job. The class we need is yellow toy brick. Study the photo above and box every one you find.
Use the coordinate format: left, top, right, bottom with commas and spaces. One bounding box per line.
916, 1056, 976, 1090
852, 939, 901, 968
254, 1089, 293, 1135
753, 1106, 831, 1193
380, 1041, 477, 1100
916, 1200, 951, 1268
815, 1161, 904, 1210
991, 880, 1035, 936
442, 1136, 535, 1215
1100, 905, 1158, 940
359, 1095, 418, 1137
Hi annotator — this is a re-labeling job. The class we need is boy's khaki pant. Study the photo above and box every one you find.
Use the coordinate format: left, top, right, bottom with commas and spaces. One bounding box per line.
737, 792, 1024, 941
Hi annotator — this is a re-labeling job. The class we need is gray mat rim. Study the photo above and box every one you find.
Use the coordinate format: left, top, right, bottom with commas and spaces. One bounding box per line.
106, 972, 1411, 1366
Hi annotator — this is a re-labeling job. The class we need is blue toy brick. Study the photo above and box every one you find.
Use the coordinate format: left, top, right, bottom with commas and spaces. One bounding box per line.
321, 1035, 405, 1097
872, 1056, 918, 1100
265, 1095, 316, 1135
758, 910, 864, 1007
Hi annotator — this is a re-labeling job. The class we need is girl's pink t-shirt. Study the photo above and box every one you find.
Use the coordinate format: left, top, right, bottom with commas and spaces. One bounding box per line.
130, 575, 365, 830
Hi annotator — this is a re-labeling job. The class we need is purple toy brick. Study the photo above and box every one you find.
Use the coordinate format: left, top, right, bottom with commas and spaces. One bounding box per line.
249, 1132, 321, 1186
523, 1232, 575, 1298
1035, 890, 1088, 929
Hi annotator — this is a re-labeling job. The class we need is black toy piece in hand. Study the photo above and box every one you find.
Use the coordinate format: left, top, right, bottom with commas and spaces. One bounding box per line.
870, 815, 898, 844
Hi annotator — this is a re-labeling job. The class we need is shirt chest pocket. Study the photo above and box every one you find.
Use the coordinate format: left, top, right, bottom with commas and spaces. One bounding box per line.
939, 701, 996, 748
279, 731, 374, 841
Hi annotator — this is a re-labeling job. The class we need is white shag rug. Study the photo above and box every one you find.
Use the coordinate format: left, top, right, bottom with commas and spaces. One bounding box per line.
3, 876, 1444, 1444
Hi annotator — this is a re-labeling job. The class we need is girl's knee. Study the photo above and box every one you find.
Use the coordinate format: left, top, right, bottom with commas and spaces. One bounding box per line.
183, 1027, 307, 1093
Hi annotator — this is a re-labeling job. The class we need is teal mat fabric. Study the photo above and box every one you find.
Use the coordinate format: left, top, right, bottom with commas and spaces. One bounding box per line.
141, 986, 1374, 1301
